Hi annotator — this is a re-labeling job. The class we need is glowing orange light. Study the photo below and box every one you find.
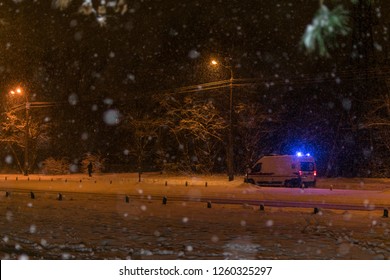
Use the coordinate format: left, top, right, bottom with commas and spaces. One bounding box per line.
9, 87, 23, 96
211, 60, 218, 65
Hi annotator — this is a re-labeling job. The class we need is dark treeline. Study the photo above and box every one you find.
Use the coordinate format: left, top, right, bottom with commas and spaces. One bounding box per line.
0, 0, 389, 177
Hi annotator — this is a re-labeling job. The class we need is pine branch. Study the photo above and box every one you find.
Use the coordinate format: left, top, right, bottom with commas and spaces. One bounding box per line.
302, 4, 350, 57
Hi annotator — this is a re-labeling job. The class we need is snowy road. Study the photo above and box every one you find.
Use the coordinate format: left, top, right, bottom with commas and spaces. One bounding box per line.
1, 174, 390, 260
3, 187, 390, 212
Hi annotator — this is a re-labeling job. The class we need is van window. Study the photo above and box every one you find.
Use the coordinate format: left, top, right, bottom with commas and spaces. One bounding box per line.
252, 163, 262, 173
300, 162, 315, 171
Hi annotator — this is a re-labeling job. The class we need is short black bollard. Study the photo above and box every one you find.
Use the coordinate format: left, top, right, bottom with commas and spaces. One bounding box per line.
5, 191, 10, 197
185, 181, 188, 187
110, 180, 112, 184
58, 193, 63, 201
125, 195, 129, 203
30, 191, 35, 199
65, 179, 67, 183
259, 204, 265, 211
383, 208, 389, 218
162, 196, 167, 205
165, 181, 168, 186
207, 201, 212, 208
16, 176, 18, 181
313, 207, 320, 214
205, 182, 208, 187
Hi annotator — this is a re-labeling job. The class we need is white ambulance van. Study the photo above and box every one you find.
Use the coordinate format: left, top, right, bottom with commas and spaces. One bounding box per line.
245, 154, 317, 187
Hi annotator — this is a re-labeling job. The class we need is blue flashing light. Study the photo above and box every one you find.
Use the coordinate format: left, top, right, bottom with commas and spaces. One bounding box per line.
296, 152, 312, 157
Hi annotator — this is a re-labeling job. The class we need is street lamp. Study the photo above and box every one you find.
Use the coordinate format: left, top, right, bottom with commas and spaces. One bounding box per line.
9, 86, 30, 176
211, 58, 234, 181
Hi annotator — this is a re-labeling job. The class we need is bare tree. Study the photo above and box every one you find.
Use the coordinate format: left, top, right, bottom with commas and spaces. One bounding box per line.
0, 109, 50, 174
158, 94, 227, 174
235, 102, 278, 172
121, 115, 163, 179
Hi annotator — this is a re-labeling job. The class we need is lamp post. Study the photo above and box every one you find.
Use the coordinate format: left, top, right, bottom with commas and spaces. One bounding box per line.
9, 87, 30, 176
211, 59, 234, 181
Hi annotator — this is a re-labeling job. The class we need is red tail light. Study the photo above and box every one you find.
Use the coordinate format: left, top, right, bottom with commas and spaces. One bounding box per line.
299, 170, 303, 176
314, 171, 317, 176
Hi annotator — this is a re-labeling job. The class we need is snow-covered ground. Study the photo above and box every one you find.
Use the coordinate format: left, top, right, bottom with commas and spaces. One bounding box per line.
1, 173, 390, 260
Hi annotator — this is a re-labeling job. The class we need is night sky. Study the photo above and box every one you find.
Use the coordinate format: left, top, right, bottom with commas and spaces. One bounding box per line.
0, 0, 353, 92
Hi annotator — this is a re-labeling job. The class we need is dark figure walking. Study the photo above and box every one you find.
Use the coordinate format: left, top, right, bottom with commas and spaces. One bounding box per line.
87, 161, 93, 177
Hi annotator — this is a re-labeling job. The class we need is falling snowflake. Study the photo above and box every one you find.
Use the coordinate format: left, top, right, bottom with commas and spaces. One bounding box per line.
103, 109, 121, 125
188, 49, 200, 59
5, 155, 13, 164
68, 93, 79, 105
